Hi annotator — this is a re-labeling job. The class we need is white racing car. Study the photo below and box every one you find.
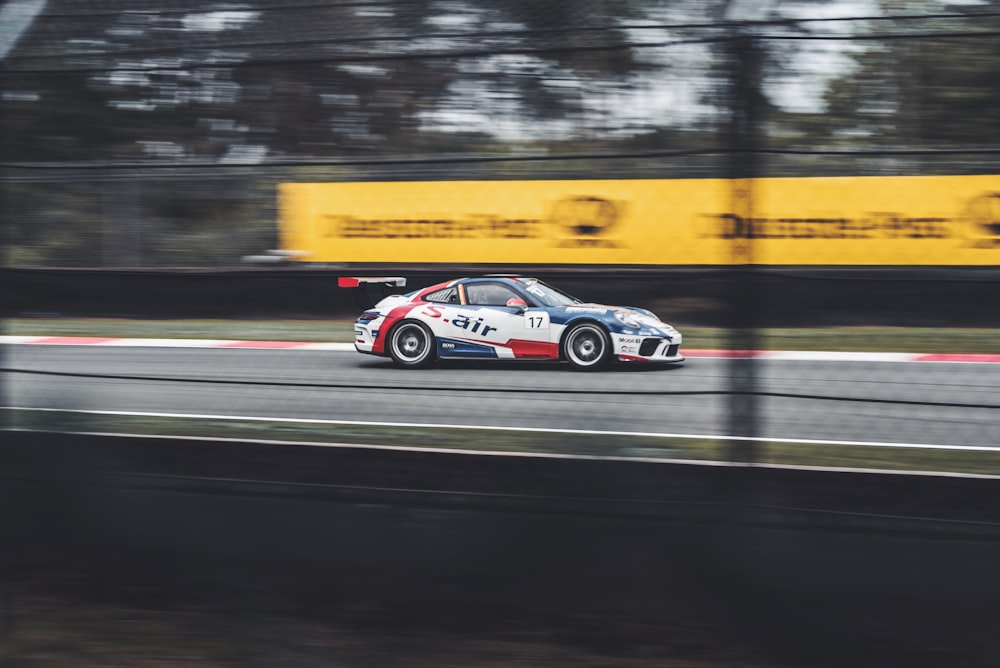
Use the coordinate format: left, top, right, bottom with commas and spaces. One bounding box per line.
340, 275, 684, 370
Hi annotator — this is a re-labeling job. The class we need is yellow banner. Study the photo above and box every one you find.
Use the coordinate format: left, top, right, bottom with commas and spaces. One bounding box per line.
279, 176, 1000, 265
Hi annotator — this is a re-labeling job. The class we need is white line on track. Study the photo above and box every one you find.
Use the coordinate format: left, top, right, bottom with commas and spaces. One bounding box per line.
765, 351, 915, 363
3, 406, 996, 453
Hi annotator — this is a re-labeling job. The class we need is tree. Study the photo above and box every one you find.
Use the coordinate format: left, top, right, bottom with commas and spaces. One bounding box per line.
782, 1, 1000, 152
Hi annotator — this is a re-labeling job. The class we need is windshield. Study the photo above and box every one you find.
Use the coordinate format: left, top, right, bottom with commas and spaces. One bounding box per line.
516, 278, 581, 307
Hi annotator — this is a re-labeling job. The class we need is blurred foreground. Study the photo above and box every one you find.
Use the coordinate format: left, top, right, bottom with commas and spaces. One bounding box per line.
4, 430, 1000, 668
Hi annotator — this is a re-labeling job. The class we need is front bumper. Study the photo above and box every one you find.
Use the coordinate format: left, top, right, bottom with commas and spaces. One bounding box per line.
614, 333, 684, 363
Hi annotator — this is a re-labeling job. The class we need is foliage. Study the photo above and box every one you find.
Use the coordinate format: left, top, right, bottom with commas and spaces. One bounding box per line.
1, 0, 997, 266
784, 1, 1000, 151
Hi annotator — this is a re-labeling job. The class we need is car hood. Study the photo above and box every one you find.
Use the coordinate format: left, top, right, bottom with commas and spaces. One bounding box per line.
564, 303, 675, 330
565, 302, 651, 317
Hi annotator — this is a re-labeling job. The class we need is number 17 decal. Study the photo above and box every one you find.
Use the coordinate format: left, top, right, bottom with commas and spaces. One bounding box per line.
524, 310, 550, 330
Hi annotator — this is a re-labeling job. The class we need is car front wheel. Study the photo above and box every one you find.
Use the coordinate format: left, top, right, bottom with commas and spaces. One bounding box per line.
388, 320, 436, 368
562, 322, 611, 370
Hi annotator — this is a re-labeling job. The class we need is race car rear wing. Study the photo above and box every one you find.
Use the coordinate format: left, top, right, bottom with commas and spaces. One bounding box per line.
338, 276, 407, 310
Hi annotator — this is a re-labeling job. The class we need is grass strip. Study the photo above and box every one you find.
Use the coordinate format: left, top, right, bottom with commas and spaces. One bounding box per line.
5, 409, 999, 477
5, 318, 1000, 353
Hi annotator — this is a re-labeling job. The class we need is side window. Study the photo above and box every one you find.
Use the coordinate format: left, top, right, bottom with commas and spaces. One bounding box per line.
424, 287, 458, 304
465, 283, 521, 306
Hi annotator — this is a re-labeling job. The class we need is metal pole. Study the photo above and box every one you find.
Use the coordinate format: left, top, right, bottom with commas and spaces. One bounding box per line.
725, 27, 762, 463
0, 63, 11, 668
3, 3, 57, 655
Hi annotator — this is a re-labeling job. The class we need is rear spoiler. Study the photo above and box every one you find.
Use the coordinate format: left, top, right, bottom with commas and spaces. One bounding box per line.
338, 276, 407, 310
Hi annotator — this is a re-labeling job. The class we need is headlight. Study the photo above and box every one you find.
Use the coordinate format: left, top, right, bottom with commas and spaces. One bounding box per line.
614, 311, 641, 328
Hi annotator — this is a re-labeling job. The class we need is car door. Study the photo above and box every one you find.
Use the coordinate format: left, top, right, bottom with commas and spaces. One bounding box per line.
459, 281, 555, 359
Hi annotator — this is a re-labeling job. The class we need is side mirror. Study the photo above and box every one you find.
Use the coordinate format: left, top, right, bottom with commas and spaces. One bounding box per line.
506, 297, 528, 312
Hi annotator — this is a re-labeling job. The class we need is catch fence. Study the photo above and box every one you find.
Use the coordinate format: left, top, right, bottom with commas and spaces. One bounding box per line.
1, 0, 999, 464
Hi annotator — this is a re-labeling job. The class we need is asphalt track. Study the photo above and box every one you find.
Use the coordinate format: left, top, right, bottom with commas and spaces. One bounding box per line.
4, 343, 999, 448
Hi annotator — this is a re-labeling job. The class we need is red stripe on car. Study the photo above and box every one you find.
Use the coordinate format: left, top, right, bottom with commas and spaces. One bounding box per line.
372, 304, 420, 354
504, 339, 560, 359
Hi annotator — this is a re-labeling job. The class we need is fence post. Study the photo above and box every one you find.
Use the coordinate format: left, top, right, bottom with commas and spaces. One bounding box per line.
725, 27, 762, 463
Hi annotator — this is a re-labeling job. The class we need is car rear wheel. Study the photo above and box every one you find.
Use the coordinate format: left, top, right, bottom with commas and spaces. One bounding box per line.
562, 322, 611, 370
389, 320, 436, 368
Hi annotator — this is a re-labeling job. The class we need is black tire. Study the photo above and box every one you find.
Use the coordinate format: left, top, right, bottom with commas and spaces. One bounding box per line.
388, 320, 436, 368
562, 322, 611, 370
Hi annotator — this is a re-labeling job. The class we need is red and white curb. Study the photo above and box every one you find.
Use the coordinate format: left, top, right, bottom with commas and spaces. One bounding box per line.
0, 336, 351, 351
3, 336, 1000, 363
684, 349, 1000, 364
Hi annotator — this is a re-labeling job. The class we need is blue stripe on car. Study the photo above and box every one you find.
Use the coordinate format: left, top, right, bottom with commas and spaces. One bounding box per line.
437, 337, 499, 358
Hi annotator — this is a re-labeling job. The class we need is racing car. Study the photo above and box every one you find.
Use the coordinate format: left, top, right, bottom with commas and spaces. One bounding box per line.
339, 275, 683, 370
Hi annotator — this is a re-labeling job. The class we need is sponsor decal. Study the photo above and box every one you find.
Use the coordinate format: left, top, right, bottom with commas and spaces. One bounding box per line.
421, 304, 498, 336
566, 306, 608, 314
700, 212, 951, 240
551, 196, 623, 249
451, 313, 497, 336
699, 191, 1000, 250
437, 338, 499, 358
330, 214, 541, 240
320, 195, 623, 247
965, 192, 1000, 249
420, 305, 445, 318
282, 176, 1000, 265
